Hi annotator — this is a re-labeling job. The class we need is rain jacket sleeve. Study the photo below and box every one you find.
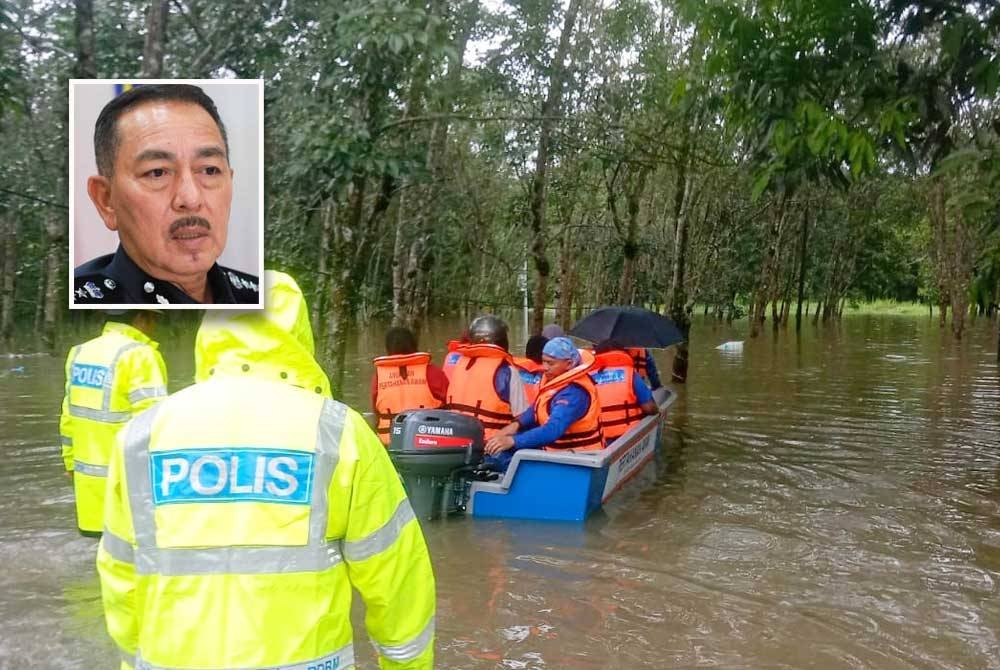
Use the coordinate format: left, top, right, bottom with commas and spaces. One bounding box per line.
644, 349, 662, 389
60, 347, 76, 472
339, 410, 436, 669
96, 425, 139, 666
123, 346, 169, 414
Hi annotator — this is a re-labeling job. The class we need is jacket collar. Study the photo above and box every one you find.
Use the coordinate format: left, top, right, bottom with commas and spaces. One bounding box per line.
102, 321, 159, 349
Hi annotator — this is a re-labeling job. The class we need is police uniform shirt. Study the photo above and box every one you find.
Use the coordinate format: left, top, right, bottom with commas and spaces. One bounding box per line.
74, 245, 260, 305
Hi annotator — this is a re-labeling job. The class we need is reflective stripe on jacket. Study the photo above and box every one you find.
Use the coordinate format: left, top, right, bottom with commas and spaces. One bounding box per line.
512, 357, 544, 405
373, 352, 443, 445
445, 343, 514, 439
589, 350, 642, 444
60, 322, 167, 534
534, 352, 604, 452
96, 376, 435, 670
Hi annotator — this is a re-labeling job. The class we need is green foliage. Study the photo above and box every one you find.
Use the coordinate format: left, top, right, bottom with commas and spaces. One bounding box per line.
2, 0, 998, 349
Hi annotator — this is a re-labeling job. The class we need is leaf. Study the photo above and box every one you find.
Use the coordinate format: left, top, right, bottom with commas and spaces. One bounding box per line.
751, 168, 772, 201
940, 22, 964, 63
670, 78, 687, 105
934, 148, 983, 175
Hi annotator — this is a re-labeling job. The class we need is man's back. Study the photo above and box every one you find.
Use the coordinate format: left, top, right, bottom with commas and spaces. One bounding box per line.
98, 375, 435, 669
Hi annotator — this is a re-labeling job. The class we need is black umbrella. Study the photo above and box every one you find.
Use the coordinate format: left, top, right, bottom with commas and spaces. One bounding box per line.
569, 306, 685, 349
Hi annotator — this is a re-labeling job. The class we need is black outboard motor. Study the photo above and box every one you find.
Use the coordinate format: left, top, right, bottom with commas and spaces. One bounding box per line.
388, 409, 485, 520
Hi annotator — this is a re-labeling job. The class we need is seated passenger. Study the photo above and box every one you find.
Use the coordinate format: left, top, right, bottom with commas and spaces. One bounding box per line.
484, 337, 604, 470
512, 334, 548, 405
442, 329, 469, 380
628, 347, 662, 389
591, 339, 659, 444
445, 315, 527, 439
371, 326, 447, 445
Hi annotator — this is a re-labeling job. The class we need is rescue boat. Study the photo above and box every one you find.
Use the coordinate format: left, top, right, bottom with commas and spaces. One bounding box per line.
388, 387, 676, 522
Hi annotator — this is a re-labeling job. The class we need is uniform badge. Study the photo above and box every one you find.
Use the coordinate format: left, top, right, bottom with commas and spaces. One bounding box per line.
104, 278, 117, 290
228, 272, 241, 288
83, 282, 104, 299
155, 294, 170, 305
144, 282, 155, 293
248, 281, 258, 292
75, 288, 87, 299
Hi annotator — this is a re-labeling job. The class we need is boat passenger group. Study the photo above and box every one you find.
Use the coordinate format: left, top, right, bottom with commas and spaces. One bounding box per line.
373, 315, 663, 471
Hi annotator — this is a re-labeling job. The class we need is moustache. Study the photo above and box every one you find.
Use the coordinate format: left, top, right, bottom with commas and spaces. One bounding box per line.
170, 216, 212, 234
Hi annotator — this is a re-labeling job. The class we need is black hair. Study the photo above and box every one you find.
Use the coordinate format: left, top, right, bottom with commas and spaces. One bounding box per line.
525, 335, 548, 363
594, 338, 625, 354
385, 327, 418, 355
94, 84, 229, 176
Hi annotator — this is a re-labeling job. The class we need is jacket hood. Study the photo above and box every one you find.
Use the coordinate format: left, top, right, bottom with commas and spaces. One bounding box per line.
194, 270, 332, 397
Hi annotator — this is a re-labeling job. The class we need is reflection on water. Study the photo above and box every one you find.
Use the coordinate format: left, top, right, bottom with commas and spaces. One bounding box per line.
1, 315, 999, 668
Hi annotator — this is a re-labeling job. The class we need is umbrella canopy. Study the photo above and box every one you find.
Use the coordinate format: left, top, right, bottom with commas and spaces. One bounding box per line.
569, 306, 685, 349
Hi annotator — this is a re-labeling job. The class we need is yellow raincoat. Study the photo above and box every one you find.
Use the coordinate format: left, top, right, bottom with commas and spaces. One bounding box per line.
60, 321, 167, 534
97, 271, 435, 670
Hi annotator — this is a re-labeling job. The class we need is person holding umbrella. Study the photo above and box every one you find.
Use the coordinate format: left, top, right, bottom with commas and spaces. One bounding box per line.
569, 306, 684, 390
591, 339, 659, 443
484, 337, 604, 470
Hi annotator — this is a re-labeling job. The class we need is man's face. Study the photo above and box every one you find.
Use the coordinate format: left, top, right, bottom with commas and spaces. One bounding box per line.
541, 355, 573, 381
87, 100, 233, 284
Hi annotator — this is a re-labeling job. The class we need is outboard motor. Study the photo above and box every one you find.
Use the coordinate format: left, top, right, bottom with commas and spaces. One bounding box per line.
388, 410, 485, 520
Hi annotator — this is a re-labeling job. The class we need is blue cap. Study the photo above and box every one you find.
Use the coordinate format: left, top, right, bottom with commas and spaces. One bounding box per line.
542, 337, 581, 366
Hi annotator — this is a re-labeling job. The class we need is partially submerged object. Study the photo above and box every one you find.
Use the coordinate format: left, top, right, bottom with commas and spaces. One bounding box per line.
388, 387, 676, 522
716, 340, 744, 352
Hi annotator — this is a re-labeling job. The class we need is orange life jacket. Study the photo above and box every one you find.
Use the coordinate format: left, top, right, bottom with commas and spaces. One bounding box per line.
512, 357, 544, 405
441, 341, 466, 381
534, 351, 604, 452
445, 343, 514, 439
589, 350, 643, 443
373, 352, 442, 445
627, 347, 650, 382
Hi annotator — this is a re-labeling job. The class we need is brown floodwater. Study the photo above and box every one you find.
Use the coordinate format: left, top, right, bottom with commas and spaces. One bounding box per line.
1, 314, 998, 669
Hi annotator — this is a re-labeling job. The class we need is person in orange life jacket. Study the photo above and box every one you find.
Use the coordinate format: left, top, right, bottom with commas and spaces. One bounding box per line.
628, 347, 662, 390
512, 334, 547, 405
371, 327, 448, 445
441, 328, 470, 381
484, 337, 602, 470
591, 339, 658, 444
445, 315, 528, 437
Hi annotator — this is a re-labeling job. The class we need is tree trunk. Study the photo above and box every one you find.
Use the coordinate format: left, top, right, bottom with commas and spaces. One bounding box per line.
618, 167, 650, 304
927, 177, 975, 339
391, 188, 413, 326
74, 0, 97, 78
750, 195, 786, 337
667, 169, 692, 384
795, 205, 809, 332
141, 0, 169, 78
554, 225, 576, 329
528, 0, 581, 333
42, 216, 64, 350
325, 179, 366, 395
312, 200, 336, 336
0, 215, 15, 348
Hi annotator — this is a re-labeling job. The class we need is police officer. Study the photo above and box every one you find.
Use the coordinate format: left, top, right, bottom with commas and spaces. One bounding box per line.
74, 83, 259, 305
60, 309, 167, 536
97, 271, 435, 670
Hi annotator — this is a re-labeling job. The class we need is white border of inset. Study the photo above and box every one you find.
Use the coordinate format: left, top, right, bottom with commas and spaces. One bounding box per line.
68, 78, 264, 310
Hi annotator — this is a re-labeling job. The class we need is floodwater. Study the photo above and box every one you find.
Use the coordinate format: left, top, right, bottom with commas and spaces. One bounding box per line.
1, 314, 998, 669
